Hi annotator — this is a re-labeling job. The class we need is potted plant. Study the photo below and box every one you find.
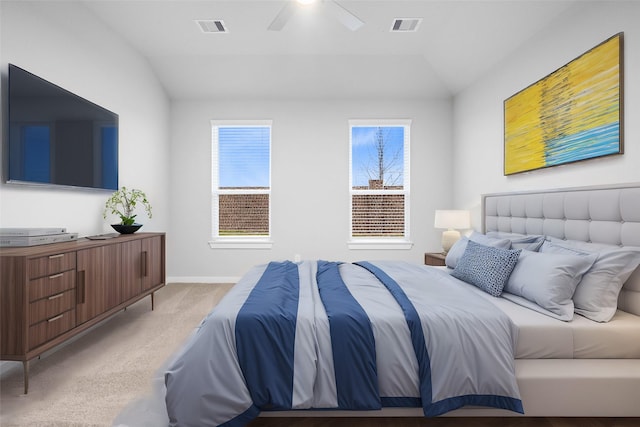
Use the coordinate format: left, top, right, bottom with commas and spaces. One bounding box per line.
104, 187, 152, 234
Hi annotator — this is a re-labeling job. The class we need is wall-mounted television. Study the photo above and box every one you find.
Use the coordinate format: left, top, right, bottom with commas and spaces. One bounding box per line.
7, 64, 118, 191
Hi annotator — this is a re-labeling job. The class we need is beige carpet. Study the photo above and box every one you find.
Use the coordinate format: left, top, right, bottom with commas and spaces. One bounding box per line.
0, 283, 233, 427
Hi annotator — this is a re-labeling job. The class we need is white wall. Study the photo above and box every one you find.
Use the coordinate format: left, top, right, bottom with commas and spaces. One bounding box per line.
0, 2, 452, 282
0, 1, 170, 236
453, 1, 640, 229
12, 1, 631, 281
168, 98, 453, 281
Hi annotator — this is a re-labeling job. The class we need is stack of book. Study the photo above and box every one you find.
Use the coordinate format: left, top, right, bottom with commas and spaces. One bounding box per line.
0, 227, 78, 247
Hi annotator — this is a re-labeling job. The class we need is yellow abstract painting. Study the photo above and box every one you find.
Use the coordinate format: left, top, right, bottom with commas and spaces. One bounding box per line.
504, 33, 623, 175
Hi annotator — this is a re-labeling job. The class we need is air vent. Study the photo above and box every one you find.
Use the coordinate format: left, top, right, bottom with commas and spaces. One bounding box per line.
390, 18, 422, 32
195, 20, 228, 33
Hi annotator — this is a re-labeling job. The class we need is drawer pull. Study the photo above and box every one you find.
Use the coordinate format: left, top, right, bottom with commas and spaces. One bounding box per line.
49, 254, 64, 260
77, 271, 86, 304
47, 314, 64, 323
49, 273, 64, 280
142, 251, 148, 277
48, 293, 64, 301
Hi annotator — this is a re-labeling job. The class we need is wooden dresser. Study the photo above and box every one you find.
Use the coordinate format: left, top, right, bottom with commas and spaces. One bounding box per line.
0, 232, 165, 393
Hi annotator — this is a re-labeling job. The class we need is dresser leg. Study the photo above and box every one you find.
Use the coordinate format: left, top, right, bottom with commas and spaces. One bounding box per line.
151, 292, 155, 311
23, 360, 29, 394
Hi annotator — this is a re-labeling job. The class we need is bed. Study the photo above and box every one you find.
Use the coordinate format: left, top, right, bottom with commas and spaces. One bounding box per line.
164, 183, 640, 426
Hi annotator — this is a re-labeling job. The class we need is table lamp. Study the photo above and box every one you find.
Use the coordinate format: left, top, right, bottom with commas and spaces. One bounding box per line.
434, 210, 471, 253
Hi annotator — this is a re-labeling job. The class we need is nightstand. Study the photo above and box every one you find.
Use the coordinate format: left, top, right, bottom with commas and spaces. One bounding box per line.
424, 252, 447, 266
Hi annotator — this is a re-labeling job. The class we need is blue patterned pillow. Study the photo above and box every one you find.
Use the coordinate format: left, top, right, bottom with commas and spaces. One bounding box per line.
451, 240, 521, 297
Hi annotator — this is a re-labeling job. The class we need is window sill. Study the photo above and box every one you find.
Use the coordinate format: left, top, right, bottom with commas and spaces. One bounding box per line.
347, 240, 414, 250
209, 239, 273, 249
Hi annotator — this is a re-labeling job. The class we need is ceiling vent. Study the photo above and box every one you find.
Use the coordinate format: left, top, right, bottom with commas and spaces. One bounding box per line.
195, 20, 228, 33
390, 18, 422, 32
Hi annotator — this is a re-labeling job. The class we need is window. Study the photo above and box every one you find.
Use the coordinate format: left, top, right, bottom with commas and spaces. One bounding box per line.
349, 119, 412, 249
210, 120, 272, 249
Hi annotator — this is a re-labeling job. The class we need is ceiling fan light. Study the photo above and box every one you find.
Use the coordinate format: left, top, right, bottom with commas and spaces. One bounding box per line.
297, 0, 316, 5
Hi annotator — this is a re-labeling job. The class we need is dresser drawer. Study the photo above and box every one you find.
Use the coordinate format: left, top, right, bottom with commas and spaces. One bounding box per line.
29, 252, 76, 279
29, 270, 76, 302
29, 309, 76, 349
29, 290, 76, 326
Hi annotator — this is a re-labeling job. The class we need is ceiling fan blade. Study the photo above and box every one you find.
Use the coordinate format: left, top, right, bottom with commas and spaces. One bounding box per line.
326, 0, 364, 31
268, 2, 297, 31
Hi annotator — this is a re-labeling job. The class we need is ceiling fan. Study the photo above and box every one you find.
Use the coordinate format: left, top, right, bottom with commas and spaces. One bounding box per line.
268, 0, 365, 32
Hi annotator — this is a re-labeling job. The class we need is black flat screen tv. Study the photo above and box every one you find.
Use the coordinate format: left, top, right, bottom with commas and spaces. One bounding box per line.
7, 64, 118, 191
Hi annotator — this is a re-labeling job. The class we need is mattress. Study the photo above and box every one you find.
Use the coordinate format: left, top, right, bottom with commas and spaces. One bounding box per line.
440, 267, 640, 359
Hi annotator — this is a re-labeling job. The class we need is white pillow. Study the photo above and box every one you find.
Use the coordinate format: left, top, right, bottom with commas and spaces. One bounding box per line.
503, 250, 596, 321
486, 231, 545, 251
540, 239, 640, 322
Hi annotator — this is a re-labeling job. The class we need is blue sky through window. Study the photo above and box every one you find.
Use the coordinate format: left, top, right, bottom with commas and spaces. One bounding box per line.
218, 126, 270, 188
351, 126, 404, 188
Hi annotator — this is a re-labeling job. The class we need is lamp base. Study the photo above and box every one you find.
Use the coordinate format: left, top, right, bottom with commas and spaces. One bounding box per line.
441, 229, 461, 254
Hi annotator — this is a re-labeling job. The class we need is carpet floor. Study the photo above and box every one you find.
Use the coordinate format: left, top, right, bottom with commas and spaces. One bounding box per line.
1, 283, 638, 427
0, 283, 233, 427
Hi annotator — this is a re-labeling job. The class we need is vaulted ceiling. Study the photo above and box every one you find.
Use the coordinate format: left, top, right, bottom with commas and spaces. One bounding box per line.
79, 0, 579, 100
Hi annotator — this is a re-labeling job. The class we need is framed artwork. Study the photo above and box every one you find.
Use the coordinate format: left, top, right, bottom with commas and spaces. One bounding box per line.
504, 33, 623, 175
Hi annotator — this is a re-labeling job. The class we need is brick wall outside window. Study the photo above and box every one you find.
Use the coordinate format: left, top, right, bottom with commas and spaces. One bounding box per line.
352, 183, 404, 237
219, 193, 269, 236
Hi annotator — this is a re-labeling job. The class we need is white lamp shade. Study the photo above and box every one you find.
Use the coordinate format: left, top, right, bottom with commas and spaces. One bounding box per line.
434, 210, 471, 230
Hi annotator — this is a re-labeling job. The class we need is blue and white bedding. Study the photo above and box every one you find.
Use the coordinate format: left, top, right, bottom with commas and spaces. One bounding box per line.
164, 260, 523, 427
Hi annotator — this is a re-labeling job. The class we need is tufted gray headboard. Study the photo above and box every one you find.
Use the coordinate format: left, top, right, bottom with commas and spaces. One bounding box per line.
482, 183, 640, 317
